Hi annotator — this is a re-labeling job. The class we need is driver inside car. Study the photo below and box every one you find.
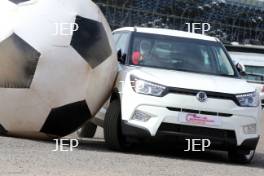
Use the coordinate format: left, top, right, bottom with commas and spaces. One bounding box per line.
132, 40, 162, 67
132, 40, 152, 65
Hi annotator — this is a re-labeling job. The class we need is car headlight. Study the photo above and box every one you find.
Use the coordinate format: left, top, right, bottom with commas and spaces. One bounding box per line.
236, 91, 259, 107
130, 75, 167, 97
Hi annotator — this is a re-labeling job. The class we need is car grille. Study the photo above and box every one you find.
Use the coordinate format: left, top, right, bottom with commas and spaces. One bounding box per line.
167, 107, 233, 117
166, 87, 239, 105
157, 123, 237, 147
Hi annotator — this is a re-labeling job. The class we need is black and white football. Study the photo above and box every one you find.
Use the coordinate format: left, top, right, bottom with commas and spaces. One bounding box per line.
0, 0, 117, 138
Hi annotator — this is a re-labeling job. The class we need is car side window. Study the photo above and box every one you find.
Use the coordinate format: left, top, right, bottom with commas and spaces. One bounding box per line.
113, 33, 121, 45
115, 32, 130, 53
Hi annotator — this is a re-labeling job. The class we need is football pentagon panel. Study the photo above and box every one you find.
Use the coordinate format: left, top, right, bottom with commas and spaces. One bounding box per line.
9, 0, 29, 4
0, 33, 40, 88
71, 16, 112, 68
40, 100, 91, 137
0, 0, 117, 138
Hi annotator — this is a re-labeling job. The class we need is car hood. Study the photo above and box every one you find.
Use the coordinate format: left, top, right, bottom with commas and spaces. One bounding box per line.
129, 67, 255, 94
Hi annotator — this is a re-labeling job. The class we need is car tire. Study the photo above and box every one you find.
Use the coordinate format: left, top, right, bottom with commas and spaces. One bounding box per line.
228, 149, 255, 164
77, 121, 97, 138
104, 99, 129, 151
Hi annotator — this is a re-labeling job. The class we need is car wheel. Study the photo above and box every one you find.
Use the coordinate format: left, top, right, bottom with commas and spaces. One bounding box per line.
77, 121, 97, 138
104, 99, 129, 151
228, 149, 255, 164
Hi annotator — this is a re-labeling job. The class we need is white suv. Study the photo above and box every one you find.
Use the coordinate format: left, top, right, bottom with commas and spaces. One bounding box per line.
98, 27, 261, 163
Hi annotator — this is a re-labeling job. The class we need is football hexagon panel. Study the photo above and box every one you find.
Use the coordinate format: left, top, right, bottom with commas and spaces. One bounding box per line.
0, 33, 40, 88
70, 15, 112, 68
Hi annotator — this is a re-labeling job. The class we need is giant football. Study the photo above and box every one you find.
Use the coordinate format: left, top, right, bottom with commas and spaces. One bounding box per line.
0, 0, 117, 138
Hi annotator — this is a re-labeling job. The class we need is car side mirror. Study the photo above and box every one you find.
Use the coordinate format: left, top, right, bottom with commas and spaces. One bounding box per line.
236, 63, 246, 76
117, 49, 126, 64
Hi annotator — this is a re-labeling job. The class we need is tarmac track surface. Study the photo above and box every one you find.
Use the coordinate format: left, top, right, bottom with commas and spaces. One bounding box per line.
0, 125, 264, 176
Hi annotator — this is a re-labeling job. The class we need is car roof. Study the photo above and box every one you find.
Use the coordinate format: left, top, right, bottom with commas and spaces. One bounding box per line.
113, 27, 218, 42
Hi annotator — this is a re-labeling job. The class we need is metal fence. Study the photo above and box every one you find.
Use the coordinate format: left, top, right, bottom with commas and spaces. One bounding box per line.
94, 0, 264, 45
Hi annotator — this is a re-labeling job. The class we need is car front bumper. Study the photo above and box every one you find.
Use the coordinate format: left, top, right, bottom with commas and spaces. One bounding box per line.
121, 120, 260, 151
121, 92, 261, 149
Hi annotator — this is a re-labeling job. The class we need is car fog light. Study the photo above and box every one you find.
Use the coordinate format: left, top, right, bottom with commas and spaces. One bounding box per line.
243, 124, 256, 134
131, 110, 152, 122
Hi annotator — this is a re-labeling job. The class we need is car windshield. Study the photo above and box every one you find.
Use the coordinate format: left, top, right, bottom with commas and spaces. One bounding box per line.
130, 33, 236, 77
244, 66, 264, 84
